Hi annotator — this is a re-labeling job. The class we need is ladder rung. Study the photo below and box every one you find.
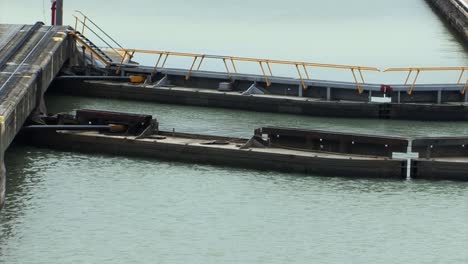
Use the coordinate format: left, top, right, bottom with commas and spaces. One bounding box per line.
73, 31, 114, 62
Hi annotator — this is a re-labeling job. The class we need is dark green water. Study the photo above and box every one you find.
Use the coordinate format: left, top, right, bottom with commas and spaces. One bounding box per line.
1, 0, 468, 263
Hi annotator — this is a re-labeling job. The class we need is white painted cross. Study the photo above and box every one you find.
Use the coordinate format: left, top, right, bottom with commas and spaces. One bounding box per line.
392, 141, 419, 180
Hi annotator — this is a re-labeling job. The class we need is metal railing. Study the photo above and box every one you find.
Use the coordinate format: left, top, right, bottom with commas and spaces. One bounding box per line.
384, 66, 468, 95
72, 11, 125, 65
70, 11, 468, 95
115, 48, 380, 93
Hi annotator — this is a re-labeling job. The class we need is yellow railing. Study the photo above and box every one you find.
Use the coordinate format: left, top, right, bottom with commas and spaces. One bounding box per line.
69, 31, 112, 65
71, 11, 468, 95
115, 48, 380, 93
72, 11, 125, 64
384, 66, 468, 95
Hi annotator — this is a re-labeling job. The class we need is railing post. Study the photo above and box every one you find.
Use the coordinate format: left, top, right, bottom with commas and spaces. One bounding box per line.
223, 58, 232, 80
404, 70, 413, 85
351, 69, 362, 94
185, 56, 198, 80
302, 64, 310, 80
197, 55, 205, 70
358, 68, 365, 83
295, 64, 306, 90
115, 50, 128, 75
82, 17, 87, 34
408, 70, 420, 95
457, 69, 465, 84
150, 53, 164, 79
230, 58, 238, 74
462, 79, 468, 95
161, 54, 169, 68
259, 62, 271, 87
267, 62, 273, 76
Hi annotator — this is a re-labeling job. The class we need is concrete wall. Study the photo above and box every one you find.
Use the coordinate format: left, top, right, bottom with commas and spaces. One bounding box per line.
0, 28, 73, 209
426, 0, 468, 43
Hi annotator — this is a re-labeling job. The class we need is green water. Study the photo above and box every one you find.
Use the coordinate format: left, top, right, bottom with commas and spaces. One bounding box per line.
1, 0, 468, 263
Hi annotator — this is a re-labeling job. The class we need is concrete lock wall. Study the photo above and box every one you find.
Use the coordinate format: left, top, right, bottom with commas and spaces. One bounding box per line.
0, 28, 72, 209
426, 0, 468, 43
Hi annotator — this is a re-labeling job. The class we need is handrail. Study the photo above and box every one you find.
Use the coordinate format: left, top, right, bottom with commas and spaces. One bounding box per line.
69, 31, 111, 66
384, 66, 468, 95
73, 15, 123, 60
70, 12, 467, 95
72, 12, 125, 61
74, 10, 124, 50
116, 48, 381, 93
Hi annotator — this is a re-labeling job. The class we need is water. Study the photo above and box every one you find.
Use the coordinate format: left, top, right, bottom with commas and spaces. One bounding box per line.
1, 0, 468, 263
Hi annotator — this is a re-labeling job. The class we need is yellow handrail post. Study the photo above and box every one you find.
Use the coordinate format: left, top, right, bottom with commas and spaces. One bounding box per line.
185, 56, 198, 80
259, 62, 271, 87
115, 50, 128, 75
155, 53, 163, 68
351, 69, 362, 94
151, 53, 164, 78
82, 16, 87, 34
295, 64, 306, 90
196, 55, 205, 70
266, 62, 273, 76
302, 64, 310, 80
230, 58, 238, 74
457, 69, 465, 84
161, 53, 169, 68
461, 79, 468, 95
222, 58, 232, 80
358, 68, 365, 83
404, 70, 413, 85
408, 70, 420, 95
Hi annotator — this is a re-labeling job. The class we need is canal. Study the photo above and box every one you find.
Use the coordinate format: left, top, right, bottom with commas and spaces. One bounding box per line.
1, 0, 468, 263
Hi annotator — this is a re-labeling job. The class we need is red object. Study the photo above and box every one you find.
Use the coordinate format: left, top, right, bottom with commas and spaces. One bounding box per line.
51, 1, 57, 25
380, 85, 393, 93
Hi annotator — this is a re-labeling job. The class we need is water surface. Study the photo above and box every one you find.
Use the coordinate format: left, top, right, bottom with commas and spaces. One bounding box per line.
1, 0, 468, 263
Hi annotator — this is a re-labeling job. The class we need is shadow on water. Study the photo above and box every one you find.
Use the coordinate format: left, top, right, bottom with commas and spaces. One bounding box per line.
0, 144, 43, 242
0, 143, 65, 243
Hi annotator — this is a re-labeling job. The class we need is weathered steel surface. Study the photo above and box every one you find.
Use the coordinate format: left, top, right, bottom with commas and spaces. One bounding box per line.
17, 113, 468, 181
412, 137, 468, 158
259, 126, 408, 157
50, 79, 468, 121
22, 130, 405, 179
76, 109, 153, 134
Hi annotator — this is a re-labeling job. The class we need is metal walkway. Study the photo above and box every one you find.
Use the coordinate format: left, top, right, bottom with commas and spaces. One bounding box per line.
70, 11, 467, 99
